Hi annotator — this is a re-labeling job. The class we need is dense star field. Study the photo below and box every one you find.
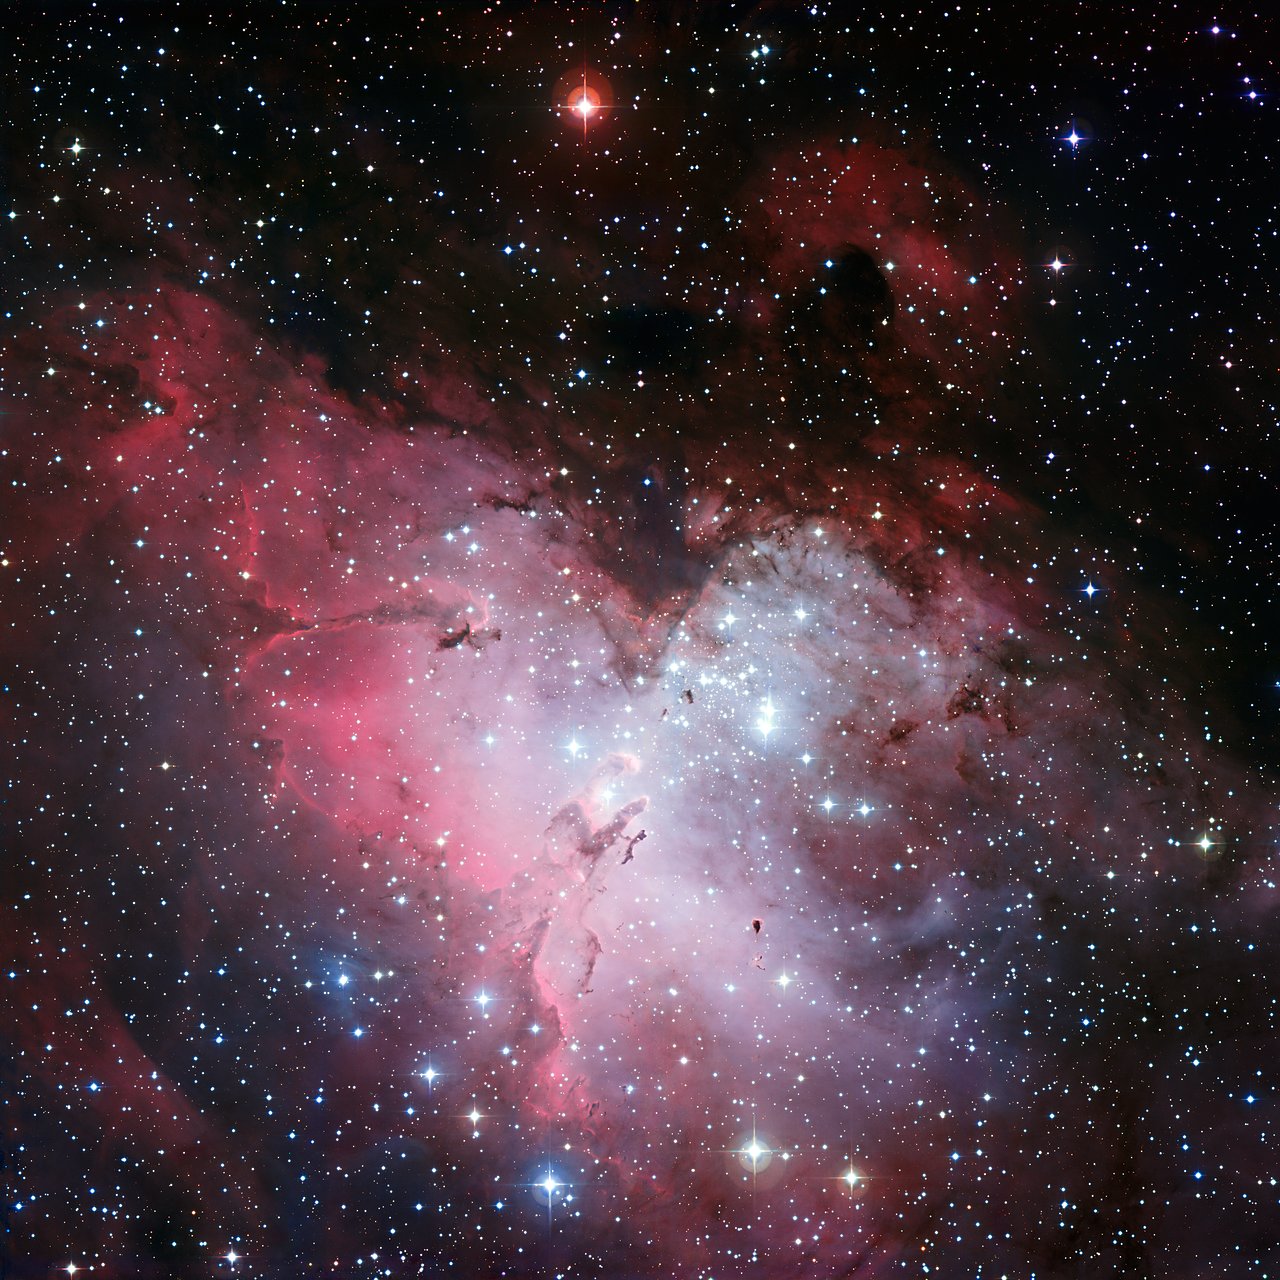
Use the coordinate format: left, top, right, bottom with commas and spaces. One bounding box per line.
4, 4, 1279, 1277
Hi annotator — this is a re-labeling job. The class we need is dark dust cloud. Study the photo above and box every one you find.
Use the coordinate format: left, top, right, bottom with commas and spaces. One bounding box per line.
4, 5, 1280, 1278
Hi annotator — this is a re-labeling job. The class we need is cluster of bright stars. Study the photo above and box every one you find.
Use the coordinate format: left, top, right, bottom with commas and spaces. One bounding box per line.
820, 796, 874, 818
756, 697, 778, 740
736, 1136, 860, 1189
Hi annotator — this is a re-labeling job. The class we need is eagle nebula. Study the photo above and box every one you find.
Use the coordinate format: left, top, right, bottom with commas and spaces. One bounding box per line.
5, 5, 1279, 1278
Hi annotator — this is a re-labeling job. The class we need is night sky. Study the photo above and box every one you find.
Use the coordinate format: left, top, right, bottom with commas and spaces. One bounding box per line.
5, 4, 1280, 1277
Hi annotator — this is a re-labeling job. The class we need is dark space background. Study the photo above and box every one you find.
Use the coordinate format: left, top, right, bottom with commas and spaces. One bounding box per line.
3, 3, 1279, 1277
